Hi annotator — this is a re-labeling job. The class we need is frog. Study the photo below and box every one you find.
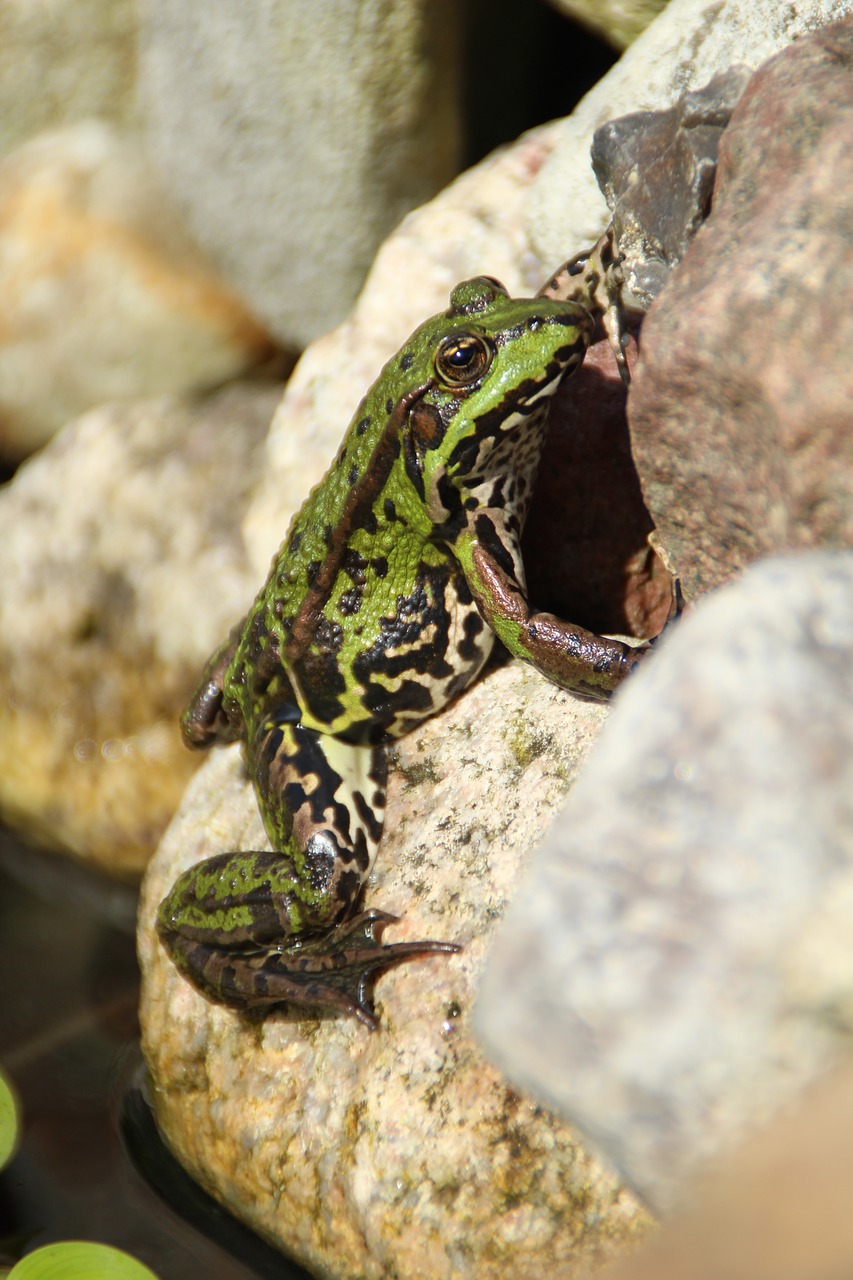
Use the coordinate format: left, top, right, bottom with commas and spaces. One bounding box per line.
157, 242, 655, 1029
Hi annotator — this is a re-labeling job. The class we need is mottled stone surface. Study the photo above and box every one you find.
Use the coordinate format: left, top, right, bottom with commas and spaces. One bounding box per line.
140, 671, 652, 1279
630, 17, 853, 598
476, 554, 853, 1212
0, 121, 279, 460
0, 384, 279, 876
531, 0, 853, 268
137, 0, 462, 349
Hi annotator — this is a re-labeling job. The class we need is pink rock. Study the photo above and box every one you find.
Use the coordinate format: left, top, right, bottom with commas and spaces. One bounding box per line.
629, 17, 853, 599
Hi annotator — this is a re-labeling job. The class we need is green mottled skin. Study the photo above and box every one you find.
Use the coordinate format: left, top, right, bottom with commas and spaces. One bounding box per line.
158, 267, 652, 1028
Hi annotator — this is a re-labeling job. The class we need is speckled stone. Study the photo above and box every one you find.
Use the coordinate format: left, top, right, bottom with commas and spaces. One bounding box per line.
140, 664, 654, 1278
0, 383, 279, 876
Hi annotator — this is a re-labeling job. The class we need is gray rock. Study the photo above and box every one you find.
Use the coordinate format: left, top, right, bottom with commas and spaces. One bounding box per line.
0, 0, 139, 158
139, 667, 651, 1279
137, 0, 462, 348
591, 66, 753, 313
475, 553, 853, 1212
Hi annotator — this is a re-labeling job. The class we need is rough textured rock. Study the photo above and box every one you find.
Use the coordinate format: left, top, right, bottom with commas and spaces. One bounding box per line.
591, 66, 753, 313
140, 672, 653, 1279
475, 553, 853, 1213
137, 0, 462, 349
0, 121, 279, 460
531, 0, 853, 267
629, 17, 853, 598
543, 0, 668, 50
0, 0, 139, 158
0, 383, 279, 876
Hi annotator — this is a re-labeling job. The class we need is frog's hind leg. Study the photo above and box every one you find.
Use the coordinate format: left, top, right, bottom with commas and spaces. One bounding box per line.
157, 721, 458, 1027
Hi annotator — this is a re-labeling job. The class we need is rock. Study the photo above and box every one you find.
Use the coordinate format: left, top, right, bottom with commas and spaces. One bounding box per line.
542, 0, 668, 49
0, 383, 280, 877
0, 121, 280, 460
0, 0, 139, 158
475, 553, 853, 1213
139, 669, 653, 1278
591, 66, 753, 313
604, 1061, 853, 1280
530, 0, 853, 267
137, 0, 463, 349
629, 16, 853, 598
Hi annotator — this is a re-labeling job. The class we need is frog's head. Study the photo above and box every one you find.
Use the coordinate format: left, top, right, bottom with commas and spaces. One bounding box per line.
409, 277, 594, 496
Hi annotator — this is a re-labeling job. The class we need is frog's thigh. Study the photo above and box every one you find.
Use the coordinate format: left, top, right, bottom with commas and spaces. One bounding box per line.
253, 719, 388, 906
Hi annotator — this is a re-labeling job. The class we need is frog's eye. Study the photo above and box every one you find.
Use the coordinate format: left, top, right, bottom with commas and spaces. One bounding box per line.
434, 333, 493, 387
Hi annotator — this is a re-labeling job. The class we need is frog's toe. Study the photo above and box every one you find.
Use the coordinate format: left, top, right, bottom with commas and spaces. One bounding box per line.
262, 909, 461, 1029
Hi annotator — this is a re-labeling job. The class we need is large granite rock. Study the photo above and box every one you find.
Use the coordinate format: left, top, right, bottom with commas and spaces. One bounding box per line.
476, 553, 853, 1212
140, 675, 652, 1279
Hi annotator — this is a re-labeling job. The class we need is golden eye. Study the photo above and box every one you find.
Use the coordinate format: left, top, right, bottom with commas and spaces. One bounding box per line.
434, 332, 493, 387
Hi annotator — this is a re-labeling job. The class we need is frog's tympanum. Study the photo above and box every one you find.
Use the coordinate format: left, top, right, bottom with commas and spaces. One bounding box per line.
158, 260, 653, 1028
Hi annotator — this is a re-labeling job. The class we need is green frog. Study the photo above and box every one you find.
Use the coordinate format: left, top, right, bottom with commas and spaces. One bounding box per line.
158, 245, 652, 1028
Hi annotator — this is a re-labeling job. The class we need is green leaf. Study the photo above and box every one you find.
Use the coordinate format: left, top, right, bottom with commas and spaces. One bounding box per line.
0, 1071, 20, 1172
9, 1242, 159, 1280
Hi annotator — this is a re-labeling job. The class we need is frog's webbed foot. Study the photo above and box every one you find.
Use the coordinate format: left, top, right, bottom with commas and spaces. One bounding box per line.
258, 910, 460, 1029
164, 908, 460, 1030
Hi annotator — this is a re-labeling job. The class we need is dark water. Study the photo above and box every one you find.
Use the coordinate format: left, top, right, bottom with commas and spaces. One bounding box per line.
0, 832, 307, 1279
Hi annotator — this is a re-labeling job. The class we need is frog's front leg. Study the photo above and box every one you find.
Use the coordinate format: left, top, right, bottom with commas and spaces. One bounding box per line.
453, 512, 649, 700
157, 718, 458, 1028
